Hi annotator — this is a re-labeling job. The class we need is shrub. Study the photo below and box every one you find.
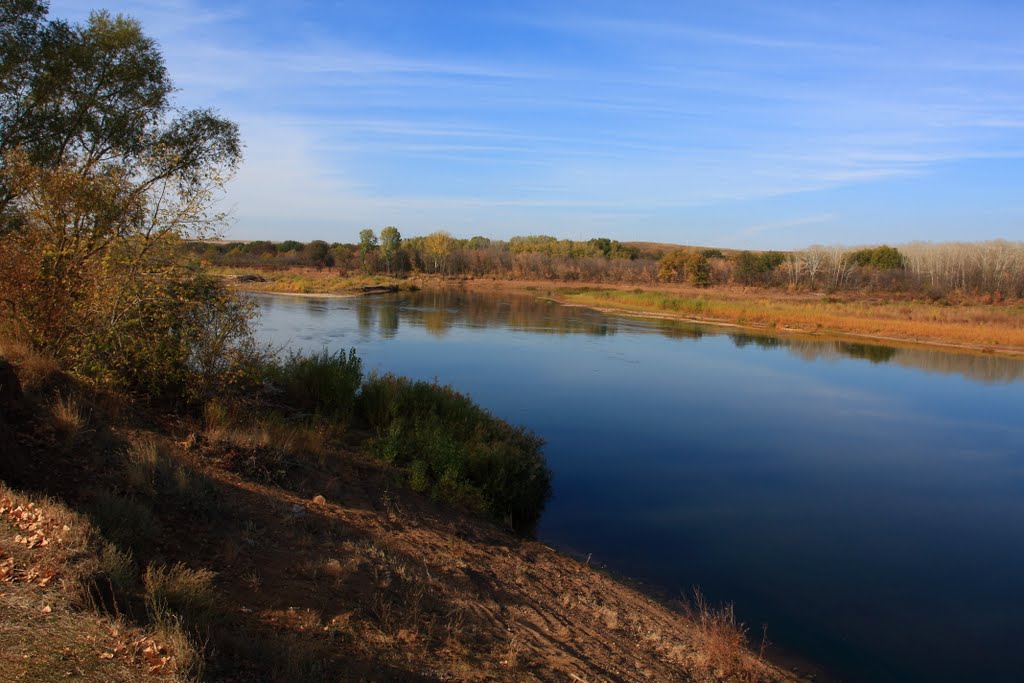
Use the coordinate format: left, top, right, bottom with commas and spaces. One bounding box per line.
733, 250, 785, 285
358, 373, 551, 534
98, 543, 138, 601
850, 245, 906, 270
268, 348, 363, 424
657, 250, 690, 283
144, 562, 219, 624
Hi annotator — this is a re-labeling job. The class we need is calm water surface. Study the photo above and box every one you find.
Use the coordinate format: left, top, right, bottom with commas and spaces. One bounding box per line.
254, 290, 1024, 683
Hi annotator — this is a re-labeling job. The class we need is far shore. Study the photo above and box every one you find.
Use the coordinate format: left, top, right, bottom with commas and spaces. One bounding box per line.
221, 268, 1024, 359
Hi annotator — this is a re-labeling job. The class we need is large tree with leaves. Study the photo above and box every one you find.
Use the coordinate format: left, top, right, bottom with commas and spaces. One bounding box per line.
358, 228, 377, 272
0, 1, 249, 398
379, 226, 401, 275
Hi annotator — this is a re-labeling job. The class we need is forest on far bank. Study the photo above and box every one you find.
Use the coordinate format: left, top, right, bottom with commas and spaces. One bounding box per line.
188, 231, 1024, 299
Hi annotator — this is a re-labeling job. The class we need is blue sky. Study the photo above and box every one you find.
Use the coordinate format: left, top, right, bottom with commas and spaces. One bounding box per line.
52, 0, 1024, 247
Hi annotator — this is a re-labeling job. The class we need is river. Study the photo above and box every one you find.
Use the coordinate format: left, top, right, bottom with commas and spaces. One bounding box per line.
253, 289, 1024, 683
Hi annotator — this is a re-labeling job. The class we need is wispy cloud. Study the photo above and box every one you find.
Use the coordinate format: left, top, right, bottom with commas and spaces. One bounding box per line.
45, 0, 1024, 244
726, 214, 836, 247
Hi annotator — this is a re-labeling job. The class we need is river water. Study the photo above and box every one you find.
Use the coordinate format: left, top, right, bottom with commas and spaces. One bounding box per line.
253, 290, 1024, 683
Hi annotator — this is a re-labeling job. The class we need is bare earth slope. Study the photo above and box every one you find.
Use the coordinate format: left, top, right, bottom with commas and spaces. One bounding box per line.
0, 356, 804, 682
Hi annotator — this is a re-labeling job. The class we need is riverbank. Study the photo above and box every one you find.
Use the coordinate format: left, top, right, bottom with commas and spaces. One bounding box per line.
0, 348, 805, 682
219, 266, 1024, 358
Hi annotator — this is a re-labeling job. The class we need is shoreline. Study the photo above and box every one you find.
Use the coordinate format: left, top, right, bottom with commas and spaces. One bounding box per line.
548, 298, 1024, 360
0, 351, 809, 683
234, 276, 1024, 360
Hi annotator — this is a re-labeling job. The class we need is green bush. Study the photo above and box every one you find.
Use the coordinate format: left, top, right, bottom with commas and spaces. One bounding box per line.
268, 348, 363, 423
358, 373, 551, 534
733, 250, 786, 285
849, 245, 906, 270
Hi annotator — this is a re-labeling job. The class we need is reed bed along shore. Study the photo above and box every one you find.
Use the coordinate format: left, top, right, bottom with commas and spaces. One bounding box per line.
551, 287, 1024, 355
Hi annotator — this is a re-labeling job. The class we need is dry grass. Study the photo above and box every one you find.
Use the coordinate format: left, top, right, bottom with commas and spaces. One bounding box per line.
1, 349, 803, 683
49, 392, 90, 448
144, 563, 219, 624
202, 400, 329, 458
558, 287, 1024, 352
0, 337, 61, 392
209, 266, 410, 295
123, 436, 165, 494
0, 484, 194, 682
682, 588, 772, 683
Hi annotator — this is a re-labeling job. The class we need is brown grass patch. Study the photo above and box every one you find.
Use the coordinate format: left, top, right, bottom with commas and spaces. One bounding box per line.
682, 588, 774, 683
558, 287, 1024, 353
0, 338, 62, 393
209, 266, 410, 296
0, 484, 195, 682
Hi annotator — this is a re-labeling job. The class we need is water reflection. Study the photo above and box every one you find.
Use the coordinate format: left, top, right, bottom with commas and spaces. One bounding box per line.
262, 291, 1024, 385
304, 297, 328, 317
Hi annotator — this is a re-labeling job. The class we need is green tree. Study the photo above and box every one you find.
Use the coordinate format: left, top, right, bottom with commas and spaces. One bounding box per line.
379, 226, 401, 275
688, 252, 712, 287
733, 251, 761, 285
358, 228, 377, 272
759, 250, 786, 271
276, 239, 302, 253
733, 250, 785, 285
304, 239, 332, 269
1, 6, 238, 231
870, 245, 905, 270
0, 3, 247, 397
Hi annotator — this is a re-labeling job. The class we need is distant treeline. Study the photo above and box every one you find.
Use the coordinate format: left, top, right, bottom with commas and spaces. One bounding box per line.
187, 231, 1024, 298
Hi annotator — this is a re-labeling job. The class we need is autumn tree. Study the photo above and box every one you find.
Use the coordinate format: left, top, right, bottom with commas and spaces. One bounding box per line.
0, 3, 247, 397
658, 250, 690, 283
422, 230, 454, 274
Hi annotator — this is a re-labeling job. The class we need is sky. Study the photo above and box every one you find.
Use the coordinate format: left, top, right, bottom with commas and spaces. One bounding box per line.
51, 0, 1024, 248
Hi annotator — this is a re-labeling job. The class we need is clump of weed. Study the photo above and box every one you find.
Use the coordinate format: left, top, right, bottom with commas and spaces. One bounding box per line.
122, 436, 221, 519
124, 436, 169, 495
683, 588, 761, 681
151, 611, 206, 679
202, 397, 328, 461
144, 562, 219, 624
50, 392, 88, 445
98, 542, 138, 601
358, 373, 551, 534
266, 348, 363, 424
